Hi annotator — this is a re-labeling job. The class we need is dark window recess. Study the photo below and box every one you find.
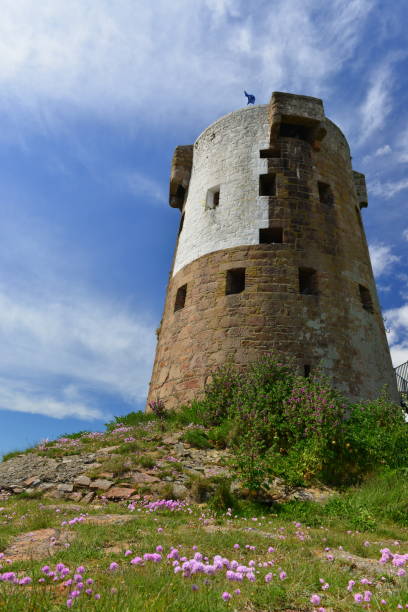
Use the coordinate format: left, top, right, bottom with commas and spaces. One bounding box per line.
359, 284, 374, 313
226, 268, 245, 295
174, 284, 187, 311
299, 267, 318, 295
318, 182, 334, 206
304, 364, 311, 378
279, 122, 311, 141
259, 227, 283, 243
259, 173, 276, 196
175, 184, 186, 201
178, 213, 185, 236
260, 147, 280, 158
206, 186, 220, 209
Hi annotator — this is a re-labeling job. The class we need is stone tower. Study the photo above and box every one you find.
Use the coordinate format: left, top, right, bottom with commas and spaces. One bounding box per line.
147, 92, 399, 409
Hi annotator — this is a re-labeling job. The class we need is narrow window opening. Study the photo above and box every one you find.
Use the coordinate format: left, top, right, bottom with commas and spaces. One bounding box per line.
279, 122, 311, 141
304, 364, 311, 378
299, 267, 318, 295
359, 284, 374, 313
175, 184, 185, 201
259, 173, 276, 196
174, 284, 187, 312
318, 181, 334, 206
226, 268, 245, 295
178, 212, 185, 236
260, 147, 280, 158
259, 227, 283, 244
206, 186, 220, 209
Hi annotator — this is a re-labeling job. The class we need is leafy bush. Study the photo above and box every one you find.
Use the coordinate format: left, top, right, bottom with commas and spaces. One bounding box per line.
208, 479, 238, 513
185, 355, 408, 489
183, 429, 211, 449
207, 421, 233, 448
189, 476, 213, 502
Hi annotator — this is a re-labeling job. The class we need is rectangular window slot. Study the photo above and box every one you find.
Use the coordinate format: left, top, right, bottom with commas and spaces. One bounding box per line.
206, 186, 220, 209
318, 181, 334, 206
359, 284, 374, 313
174, 284, 187, 311
178, 212, 185, 236
260, 147, 280, 158
279, 122, 311, 141
226, 268, 245, 295
304, 364, 311, 378
259, 227, 283, 243
259, 173, 276, 196
299, 267, 318, 295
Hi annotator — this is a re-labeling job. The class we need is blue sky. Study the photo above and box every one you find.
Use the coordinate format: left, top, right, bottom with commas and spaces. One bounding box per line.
0, 0, 407, 456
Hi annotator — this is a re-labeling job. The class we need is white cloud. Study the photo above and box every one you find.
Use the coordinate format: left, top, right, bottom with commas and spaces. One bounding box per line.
359, 63, 393, 142
124, 171, 166, 204
0, 0, 375, 132
403, 228, 408, 241
0, 379, 106, 421
385, 304, 408, 367
374, 144, 392, 156
0, 208, 156, 421
0, 288, 156, 419
368, 243, 400, 277
369, 177, 408, 199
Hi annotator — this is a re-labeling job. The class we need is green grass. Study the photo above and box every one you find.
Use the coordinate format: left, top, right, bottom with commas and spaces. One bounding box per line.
0, 472, 407, 611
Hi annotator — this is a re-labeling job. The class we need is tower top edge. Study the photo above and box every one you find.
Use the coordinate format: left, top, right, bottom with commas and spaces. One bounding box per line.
194, 104, 268, 145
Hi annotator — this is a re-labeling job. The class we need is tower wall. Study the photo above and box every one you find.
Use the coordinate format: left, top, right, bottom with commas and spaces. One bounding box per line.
147, 93, 399, 409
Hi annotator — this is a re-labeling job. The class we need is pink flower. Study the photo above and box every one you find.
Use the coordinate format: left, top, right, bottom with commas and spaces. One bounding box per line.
124, 550, 132, 556
66, 599, 73, 608
234, 589, 241, 595
109, 562, 119, 571
222, 592, 232, 601
279, 571, 287, 580
265, 573, 273, 583
354, 593, 363, 603
363, 591, 372, 602
310, 594, 321, 605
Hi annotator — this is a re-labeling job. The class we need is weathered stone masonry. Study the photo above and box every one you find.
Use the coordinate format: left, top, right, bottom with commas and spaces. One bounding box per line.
147, 92, 399, 410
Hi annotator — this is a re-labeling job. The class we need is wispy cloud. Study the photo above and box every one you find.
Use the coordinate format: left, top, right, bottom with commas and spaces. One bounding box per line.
0, 207, 156, 421
359, 63, 394, 142
0, 287, 155, 419
369, 177, 408, 199
403, 228, 408, 241
123, 171, 166, 204
368, 243, 400, 277
0, 0, 375, 133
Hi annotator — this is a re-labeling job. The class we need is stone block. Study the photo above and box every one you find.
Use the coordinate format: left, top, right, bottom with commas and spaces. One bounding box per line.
104, 487, 136, 499
89, 479, 113, 491
74, 475, 91, 487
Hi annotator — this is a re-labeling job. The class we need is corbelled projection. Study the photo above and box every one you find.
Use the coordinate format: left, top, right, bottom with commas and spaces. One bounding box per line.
148, 92, 399, 409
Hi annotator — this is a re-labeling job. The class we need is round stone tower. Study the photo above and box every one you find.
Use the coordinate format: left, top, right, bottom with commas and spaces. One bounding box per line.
147, 92, 399, 409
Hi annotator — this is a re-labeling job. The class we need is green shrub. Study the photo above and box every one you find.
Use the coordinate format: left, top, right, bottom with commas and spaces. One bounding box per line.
183, 429, 211, 449
189, 476, 213, 502
207, 421, 232, 448
189, 356, 408, 489
208, 479, 238, 513
105, 411, 156, 431
118, 441, 140, 454
138, 455, 156, 469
